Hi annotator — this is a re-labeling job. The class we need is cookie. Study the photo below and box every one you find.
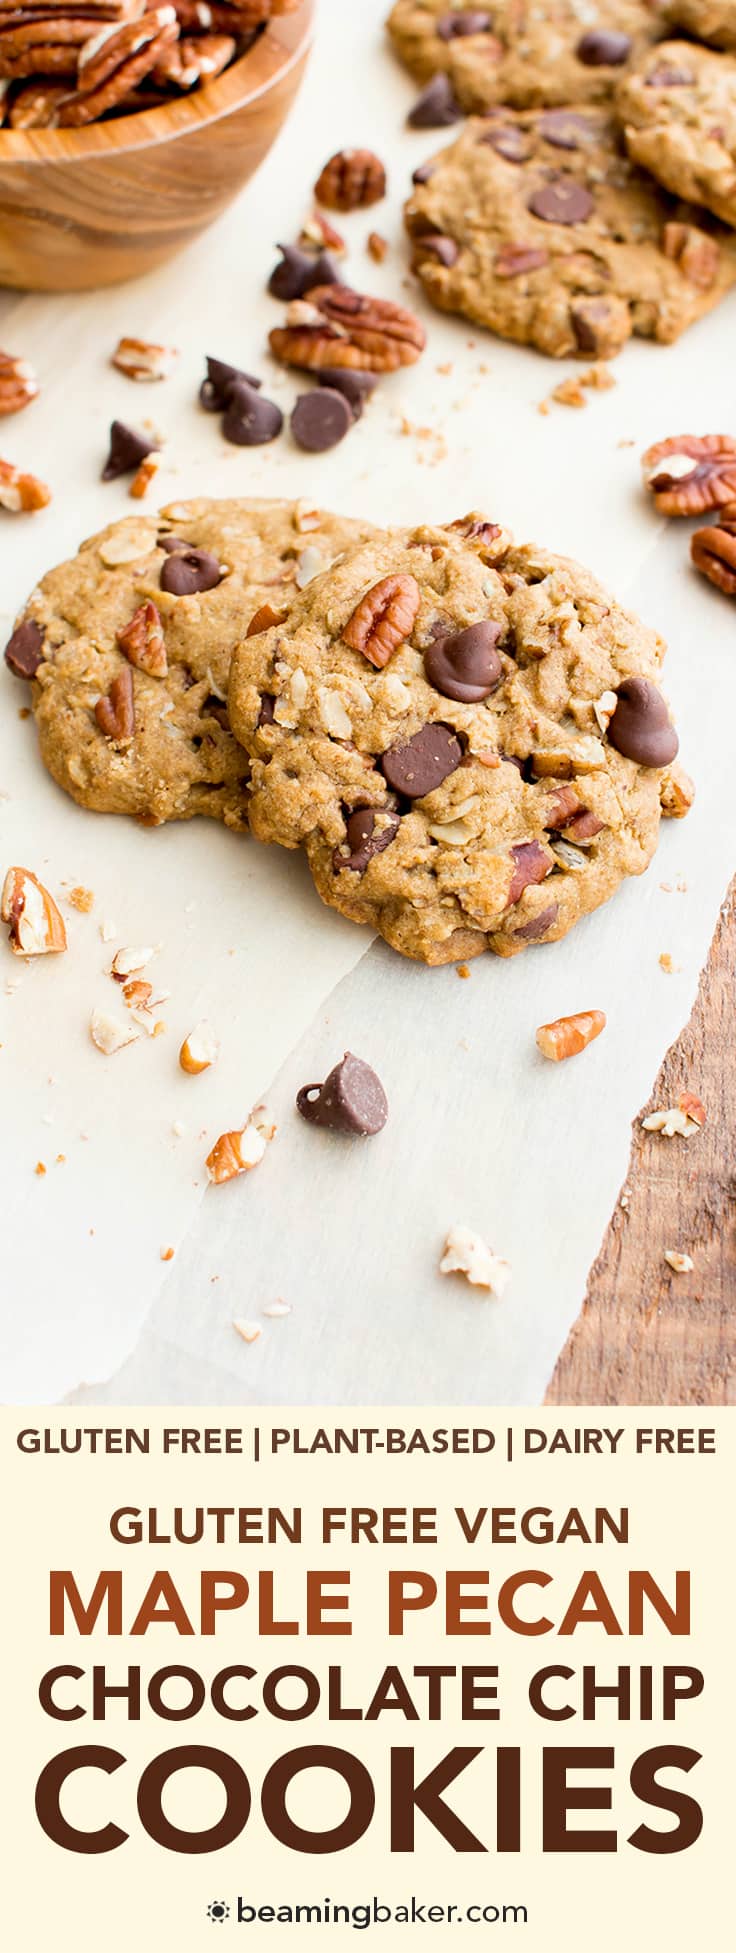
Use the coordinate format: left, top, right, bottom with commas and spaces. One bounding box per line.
387, 1, 666, 112
404, 108, 736, 358
228, 521, 684, 965
617, 42, 736, 230
7, 498, 378, 828
663, 1, 736, 50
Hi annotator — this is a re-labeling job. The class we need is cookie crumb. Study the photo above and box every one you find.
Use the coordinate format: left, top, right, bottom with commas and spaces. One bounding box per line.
160, 1246, 175, 1262
659, 952, 681, 974
68, 885, 94, 913
664, 1249, 694, 1275
456, 963, 471, 979
262, 1300, 292, 1319
367, 230, 388, 263
233, 1319, 262, 1345
440, 1225, 511, 1296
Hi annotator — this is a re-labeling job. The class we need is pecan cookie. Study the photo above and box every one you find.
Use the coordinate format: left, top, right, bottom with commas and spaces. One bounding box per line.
228, 523, 685, 964
387, 1, 667, 112
404, 108, 736, 358
663, 1, 736, 50
617, 42, 736, 230
5, 499, 378, 829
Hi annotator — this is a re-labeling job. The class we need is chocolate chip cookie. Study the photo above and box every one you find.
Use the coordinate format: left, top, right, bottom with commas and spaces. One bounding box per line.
617, 42, 736, 229
663, 1, 736, 50
6, 498, 378, 828
404, 108, 736, 357
228, 521, 685, 965
387, 2, 667, 112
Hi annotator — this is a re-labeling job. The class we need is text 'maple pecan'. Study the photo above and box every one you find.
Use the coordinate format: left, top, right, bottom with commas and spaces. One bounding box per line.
0, 351, 39, 416
0, 457, 51, 511
643, 434, 736, 516
691, 503, 736, 598
269, 286, 426, 374
343, 574, 421, 669
314, 148, 387, 212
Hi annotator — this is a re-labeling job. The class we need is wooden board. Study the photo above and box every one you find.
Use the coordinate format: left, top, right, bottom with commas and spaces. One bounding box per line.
547, 877, 736, 1407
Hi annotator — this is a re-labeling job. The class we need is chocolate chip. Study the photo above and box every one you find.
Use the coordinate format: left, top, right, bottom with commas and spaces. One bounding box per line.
607, 677, 679, 768
160, 547, 224, 596
412, 160, 436, 185
158, 534, 192, 553
482, 125, 531, 163
317, 368, 378, 420
424, 621, 502, 702
571, 297, 614, 352
268, 243, 341, 301
495, 243, 548, 278
419, 233, 460, 266
291, 387, 352, 452
296, 1051, 388, 1136
102, 420, 157, 481
576, 29, 632, 66
408, 73, 463, 128
514, 902, 559, 941
199, 356, 262, 412
334, 806, 400, 874
382, 723, 462, 797
257, 693, 277, 727
222, 380, 283, 447
4, 618, 43, 679
645, 64, 693, 87
528, 178, 594, 225
538, 109, 597, 151
204, 696, 230, 730
437, 9, 492, 37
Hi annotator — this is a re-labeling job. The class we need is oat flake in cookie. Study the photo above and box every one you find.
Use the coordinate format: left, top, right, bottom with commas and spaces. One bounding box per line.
617, 41, 736, 231
387, 1, 666, 112
228, 523, 686, 966
7, 499, 379, 829
404, 109, 736, 358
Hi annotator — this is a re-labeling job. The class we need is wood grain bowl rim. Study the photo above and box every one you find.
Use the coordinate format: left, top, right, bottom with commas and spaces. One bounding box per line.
0, 0, 315, 164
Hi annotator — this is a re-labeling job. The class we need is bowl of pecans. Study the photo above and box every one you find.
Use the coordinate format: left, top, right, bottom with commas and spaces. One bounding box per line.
0, 0, 314, 290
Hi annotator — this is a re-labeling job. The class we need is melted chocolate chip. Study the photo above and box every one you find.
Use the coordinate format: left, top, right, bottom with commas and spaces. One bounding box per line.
160, 547, 224, 596
268, 243, 341, 301
424, 621, 502, 703
4, 618, 43, 679
318, 368, 378, 419
222, 380, 283, 447
482, 124, 531, 163
382, 723, 462, 797
102, 420, 157, 481
538, 109, 597, 151
296, 1051, 388, 1136
334, 806, 400, 875
257, 693, 277, 727
576, 29, 632, 66
408, 73, 463, 127
419, 233, 460, 265
528, 178, 594, 225
437, 9, 492, 37
199, 356, 262, 412
607, 678, 679, 768
291, 387, 352, 452
412, 160, 435, 185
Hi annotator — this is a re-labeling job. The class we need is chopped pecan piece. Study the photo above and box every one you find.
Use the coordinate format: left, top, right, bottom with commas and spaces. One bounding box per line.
691, 503, 736, 597
246, 602, 288, 636
536, 1009, 606, 1063
95, 667, 135, 742
643, 435, 736, 516
112, 335, 179, 381
662, 222, 720, 291
0, 351, 39, 417
508, 840, 552, 905
117, 600, 167, 676
0, 457, 50, 512
269, 285, 425, 374
314, 148, 386, 211
659, 762, 696, 818
1, 866, 67, 956
343, 574, 421, 669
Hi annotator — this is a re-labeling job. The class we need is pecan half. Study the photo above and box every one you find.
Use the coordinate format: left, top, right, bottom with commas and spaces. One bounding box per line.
95, 667, 135, 742
343, 574, 421, 669
7, 79, 68, 125
153, 30, 235, 86
643, 435, 736, 515
269, 285, 425, 374
662, 222, 720, 291
0, 351, 39, 416
691, 503, 736, 597
314, 148, 386, 212
117, 600, 167, 675
58, 8, 178, 124
0, 457, 50, 512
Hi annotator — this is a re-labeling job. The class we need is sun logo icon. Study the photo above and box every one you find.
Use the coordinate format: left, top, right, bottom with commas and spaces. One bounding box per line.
207, 1901, 230, 1924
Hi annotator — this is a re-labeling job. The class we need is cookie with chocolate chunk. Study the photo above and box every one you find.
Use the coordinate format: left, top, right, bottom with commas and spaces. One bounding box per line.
228, 521, 685, 965
663, 1, 736, 51
617, 41, 736, 230
404, 107, 736, 357
387, 1, 666, 112
5, 498, 378, 828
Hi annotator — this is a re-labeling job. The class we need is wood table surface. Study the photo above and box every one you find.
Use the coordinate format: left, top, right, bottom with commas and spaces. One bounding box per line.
547, 878, 736, 1407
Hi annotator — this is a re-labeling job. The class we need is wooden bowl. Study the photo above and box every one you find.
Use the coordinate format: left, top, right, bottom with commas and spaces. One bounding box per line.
0, 1, 315, 292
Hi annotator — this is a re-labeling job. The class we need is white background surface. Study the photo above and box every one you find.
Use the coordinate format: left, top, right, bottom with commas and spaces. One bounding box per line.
0, 0, 733, 1405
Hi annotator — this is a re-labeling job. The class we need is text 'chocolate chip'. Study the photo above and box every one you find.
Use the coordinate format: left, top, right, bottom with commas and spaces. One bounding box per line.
296, 1051, 388, 1136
